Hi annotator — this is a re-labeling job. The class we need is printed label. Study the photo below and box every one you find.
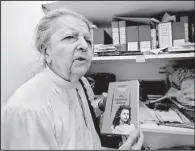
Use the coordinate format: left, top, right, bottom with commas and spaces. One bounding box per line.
128, 42, 138, 51
140, 41, 151, 52
173, 39, 185, 46
136, 55, 145, 62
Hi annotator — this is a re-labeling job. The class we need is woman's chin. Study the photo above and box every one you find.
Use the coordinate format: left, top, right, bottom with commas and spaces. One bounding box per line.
71, 66, 89, 77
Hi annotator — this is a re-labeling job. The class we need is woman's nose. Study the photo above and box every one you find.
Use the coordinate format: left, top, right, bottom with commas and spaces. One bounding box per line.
77, 36, 88, 52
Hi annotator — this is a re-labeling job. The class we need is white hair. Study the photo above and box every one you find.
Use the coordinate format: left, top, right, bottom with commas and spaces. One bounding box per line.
35, 7, 96, 54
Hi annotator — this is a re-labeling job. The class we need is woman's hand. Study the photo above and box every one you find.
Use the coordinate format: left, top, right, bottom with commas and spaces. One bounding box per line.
119, 129, 144, 150
98, 92, 107, 111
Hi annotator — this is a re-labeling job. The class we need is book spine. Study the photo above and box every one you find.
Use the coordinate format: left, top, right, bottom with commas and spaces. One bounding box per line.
151, 23, 157, 49
119, 21, 127, 51
180, 16, 189, 42
158, 22, 173, 48
189, 15, 195, 42
139, 25, 151, 52
111, 21, 120, 46
127, 26, 139, 51
172, 22, 185, 46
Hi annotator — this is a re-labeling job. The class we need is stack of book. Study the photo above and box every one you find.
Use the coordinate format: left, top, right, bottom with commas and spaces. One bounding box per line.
93, 11, 195, 56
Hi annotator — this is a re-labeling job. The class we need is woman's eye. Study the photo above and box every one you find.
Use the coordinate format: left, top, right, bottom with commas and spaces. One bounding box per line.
86, 40, 92, 46
62, 35, 76, 41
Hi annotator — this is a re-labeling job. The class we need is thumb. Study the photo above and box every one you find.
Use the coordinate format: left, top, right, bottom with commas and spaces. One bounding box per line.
102, 92, 108, 99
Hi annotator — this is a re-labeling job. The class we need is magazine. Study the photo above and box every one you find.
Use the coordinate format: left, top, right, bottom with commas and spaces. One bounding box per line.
101, 80, 140, 135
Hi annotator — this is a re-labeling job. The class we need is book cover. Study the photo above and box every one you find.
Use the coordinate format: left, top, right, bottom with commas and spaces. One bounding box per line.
158, 22, 173, 48
101, 80, 140, 136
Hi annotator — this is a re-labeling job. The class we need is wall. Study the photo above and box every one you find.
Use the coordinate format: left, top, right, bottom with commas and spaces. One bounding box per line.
1, 1, 45, 105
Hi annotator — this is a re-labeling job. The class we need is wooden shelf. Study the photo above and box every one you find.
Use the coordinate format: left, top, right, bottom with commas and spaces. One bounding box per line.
92, 52, 194, 63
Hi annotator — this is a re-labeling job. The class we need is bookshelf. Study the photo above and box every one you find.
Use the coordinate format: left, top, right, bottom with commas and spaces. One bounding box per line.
92, 52, 194, 63
43, 1, 195, 150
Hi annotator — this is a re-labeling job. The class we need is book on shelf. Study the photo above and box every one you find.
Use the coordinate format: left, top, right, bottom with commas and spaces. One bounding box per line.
111, 21, 120, 47
180, 16, 189, 42
119, 20, 127, 51
172, 22, 186, 46
126, 26, 139, 51
158, 22, 173, 48
139, 25, 151, 52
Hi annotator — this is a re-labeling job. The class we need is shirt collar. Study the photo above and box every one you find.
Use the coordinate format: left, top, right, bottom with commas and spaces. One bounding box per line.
43, 66, 78, 89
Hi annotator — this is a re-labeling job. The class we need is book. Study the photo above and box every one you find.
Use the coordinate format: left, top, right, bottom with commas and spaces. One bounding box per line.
126, 26, 139, 51
101, 80, 140, 135
119, 21, 127, 51
180, 16, 189, 42
172, 22, 186, 46
139, 25, 151, 52
151, 23, 157, 49
158, 22, 173, 48
111, 21, 120, 46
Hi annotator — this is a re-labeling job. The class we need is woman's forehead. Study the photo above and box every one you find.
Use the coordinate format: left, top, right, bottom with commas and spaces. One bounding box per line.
51, 15, 90, 36
121, 109, 129, 113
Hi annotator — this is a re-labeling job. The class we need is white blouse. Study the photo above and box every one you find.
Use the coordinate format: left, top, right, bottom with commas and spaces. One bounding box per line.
1, 67, 101, 150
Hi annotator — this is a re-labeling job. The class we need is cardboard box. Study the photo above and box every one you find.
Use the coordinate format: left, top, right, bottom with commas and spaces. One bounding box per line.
172, 22, 185, 46
126, 26, 139, 51
138, 25, 151, 52
158, 22, 173, 48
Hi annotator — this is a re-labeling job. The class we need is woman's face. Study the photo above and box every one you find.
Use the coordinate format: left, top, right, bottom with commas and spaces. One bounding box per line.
47, 15, 93, 82
120, 109, 129, 123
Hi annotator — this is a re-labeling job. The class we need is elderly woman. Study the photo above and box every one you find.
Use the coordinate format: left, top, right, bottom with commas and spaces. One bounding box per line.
1, 8, 143, 150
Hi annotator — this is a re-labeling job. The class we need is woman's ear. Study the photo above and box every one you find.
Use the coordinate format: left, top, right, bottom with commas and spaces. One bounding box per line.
40, 43, 48, 55
45, 54, 52, 64
40, 43, 52, 65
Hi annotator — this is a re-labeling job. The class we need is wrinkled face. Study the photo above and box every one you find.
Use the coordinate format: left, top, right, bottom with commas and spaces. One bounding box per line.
47, 15, 93, 82
120, 109, 129, 123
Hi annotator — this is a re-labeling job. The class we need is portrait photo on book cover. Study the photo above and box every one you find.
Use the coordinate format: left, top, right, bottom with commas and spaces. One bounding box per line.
101, 80, 140, 136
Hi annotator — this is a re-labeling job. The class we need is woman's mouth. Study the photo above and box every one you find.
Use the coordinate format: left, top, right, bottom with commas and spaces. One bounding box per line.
77, 57, 87, 61
73, 57, 88, 65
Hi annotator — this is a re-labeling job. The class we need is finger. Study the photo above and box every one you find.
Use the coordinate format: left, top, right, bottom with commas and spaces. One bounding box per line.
102, 92, 108, 98
131, 131, 144, 150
